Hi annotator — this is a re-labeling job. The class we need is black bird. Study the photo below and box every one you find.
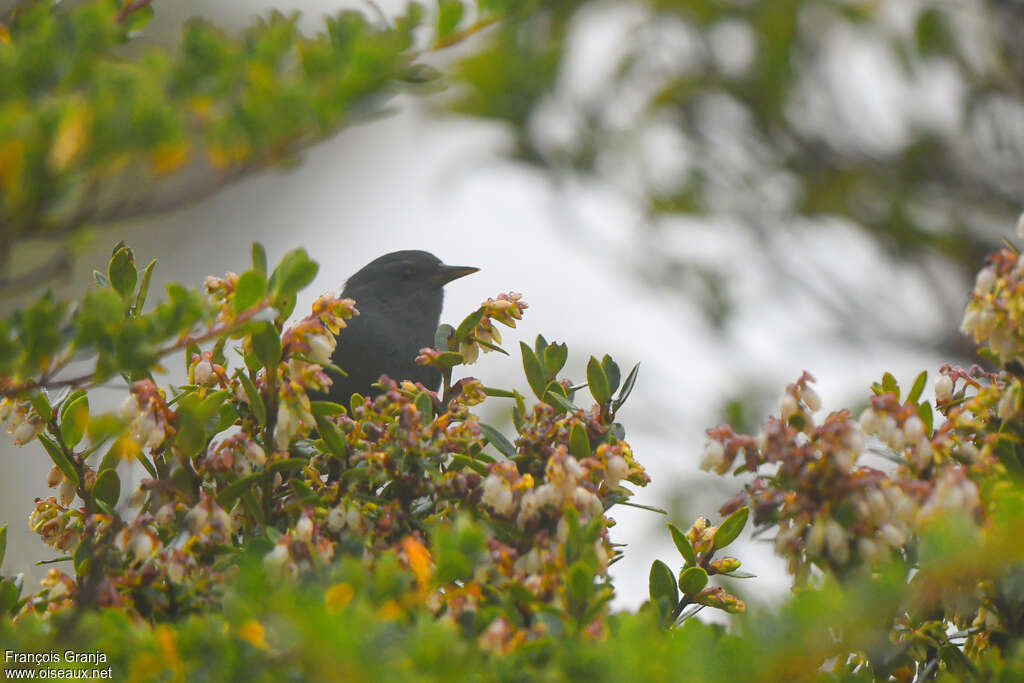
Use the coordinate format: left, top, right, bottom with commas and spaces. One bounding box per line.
318, 250, 478, 405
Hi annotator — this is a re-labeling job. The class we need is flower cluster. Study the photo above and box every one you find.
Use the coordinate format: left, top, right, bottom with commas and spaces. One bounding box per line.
960, 247, 1024, 363
418, 292, 527, 367
0, 398, 44, 446
281, 293, 357, 367
705, 371, 983, 579
118, 379, 174, 452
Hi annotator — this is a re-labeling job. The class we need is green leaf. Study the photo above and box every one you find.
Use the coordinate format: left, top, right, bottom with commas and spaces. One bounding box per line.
108, 247, 138, 299
425, 351, 465, 369
92, 469, 120, 508
437, 0, 464, 42
545, 391, 579, 414
881, 372, 899, 400
233, 271, 267, 314
236, 371, 266, 424
587, 357, 611, 404
134, 258, 157, 314
907, 371, 927, 405
534, 335, 548, 363
722, 570, 757, 579
251, 322, 282, 366
414, 392, 433, 419
482, 386, 518, 399
614, 363, 640, 409
39, 435, 78, 486
60, 394, 89, 448
28, 391, 52, 422
267, 458, 309, 473
648, 559, 679, 607
678, 566, 708, 596
86, 414, 124, 448
97, 444, 120, 473
454, 308, 484, 343
174, 392, 219, 456
601, 355, 621, 395
714, 506, 749, 550
136, 452, 158, 478
290, 478, 318, 502
917, 402, 933, 437
270, 248, 318, 298
520, 342, 547, 400
315, 415, 347, 459
93, 270, 109, 287
938, 644, 975, 676
217, 473, 261, 508
310, 401, 346, 418
569, 423, 590, 459
668, 522, 697, 566
996, 440, 1024, 481
473, 337, 508, 355
58, 390, 87, 423
434, 323, 456, 351
252, 242, 268, 276
0, 524, 6, 569
543, 342, 568, 376
566, 561, 591, 608
450, 454, 487, 475
73, 539, 91, 575
479, 422, 516, 458
121, 3, 154, 32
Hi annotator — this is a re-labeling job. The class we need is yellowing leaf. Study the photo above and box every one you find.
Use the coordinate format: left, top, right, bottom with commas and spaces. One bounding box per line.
0, 24, 9, 44
400, 536, 433, 590
154, 626, 182, 678
151, 142, 189, 175
189, 96, 213, 119
377, 600, 401, 620
0, 140, 25, 193
207, 144, 249, 169
325, 582, 354, 614
237, 619, 267, 649
110, 433, 141, 461
49, 105, 91, 171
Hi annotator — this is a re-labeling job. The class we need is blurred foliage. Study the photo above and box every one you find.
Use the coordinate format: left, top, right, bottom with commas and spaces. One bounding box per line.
447, 0, 1022, 339
0, 0, 504, 292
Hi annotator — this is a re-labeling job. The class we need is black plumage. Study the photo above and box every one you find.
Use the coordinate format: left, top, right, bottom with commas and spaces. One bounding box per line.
318, 250, 477, 405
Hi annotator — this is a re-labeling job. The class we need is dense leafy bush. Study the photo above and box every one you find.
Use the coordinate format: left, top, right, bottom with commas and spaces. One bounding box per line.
4, 227, 1024, 680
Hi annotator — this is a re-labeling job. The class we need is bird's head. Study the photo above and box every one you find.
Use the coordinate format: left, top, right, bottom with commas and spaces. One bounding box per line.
343, 250, 478, 302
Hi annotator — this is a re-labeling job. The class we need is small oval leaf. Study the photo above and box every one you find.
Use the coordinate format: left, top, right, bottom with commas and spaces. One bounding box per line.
569, 422, 590, 459
587, 356, 611, 404
678, 566, 709, 596
479, 422, 516, 459
38, 435, 78, 486
217, 473, 261, 508
520, 342, 547, 400
250, 322, 282, 367
108, 247, 137, 298
60, 395, 89, 448
92, 469, 120, 508
648, 559, 679, 607
233, 270, 267, 314
668, 522, 697, 566
714, 506, 750, 550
